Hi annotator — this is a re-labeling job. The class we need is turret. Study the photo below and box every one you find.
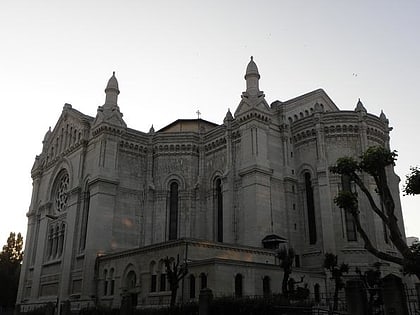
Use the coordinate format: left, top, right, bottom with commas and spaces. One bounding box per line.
244, 56, 260, 95
104, 72, 120, 109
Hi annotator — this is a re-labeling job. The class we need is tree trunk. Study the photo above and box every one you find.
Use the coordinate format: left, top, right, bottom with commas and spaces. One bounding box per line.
170, 286, 177, 308
282, 270, 290, 297
333, 283, 339, 311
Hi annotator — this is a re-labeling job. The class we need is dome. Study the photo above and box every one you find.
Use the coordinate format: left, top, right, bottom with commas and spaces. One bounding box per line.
105, 71, 119, 93
245, 56, 260, 79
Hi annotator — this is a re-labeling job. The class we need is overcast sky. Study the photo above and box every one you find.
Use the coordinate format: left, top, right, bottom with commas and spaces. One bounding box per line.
0, 0, 419, 246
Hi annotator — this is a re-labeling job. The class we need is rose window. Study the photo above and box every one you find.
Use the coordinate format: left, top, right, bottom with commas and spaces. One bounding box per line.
55, 172, 69, 212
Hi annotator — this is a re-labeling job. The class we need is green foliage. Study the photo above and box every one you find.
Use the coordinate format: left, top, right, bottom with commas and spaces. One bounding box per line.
330, 146, 397, 178
277, 247, 295, 270
404, 242, 420, 275
0, 232, 24, 307
329, 156, 359, 176
403, 166, 420, 195
0, 232, 23, 263
359, 146, 397, 176
333, 191, 358, 214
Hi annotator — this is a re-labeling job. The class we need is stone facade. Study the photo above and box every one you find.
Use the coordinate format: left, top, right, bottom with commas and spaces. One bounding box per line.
17, 58, 406, 311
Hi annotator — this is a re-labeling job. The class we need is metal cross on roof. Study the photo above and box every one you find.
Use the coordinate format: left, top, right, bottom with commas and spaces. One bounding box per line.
196, 110, 201, 119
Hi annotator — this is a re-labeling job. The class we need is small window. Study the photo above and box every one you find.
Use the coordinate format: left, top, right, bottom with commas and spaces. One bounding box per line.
200, 273, 207, 289
160, 273, 167, 291
109, 268, 115, 295
235, 274, 243, 297
189, 275, 196, 299
263, 276, 270, 297
295, 255, 300, 267
151, 275, 157, 292
103, 270, 108, 296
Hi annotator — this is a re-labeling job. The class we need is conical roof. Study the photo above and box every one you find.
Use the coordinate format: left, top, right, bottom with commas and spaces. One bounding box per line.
105, 71, 119, 93
245, 56, 260, 79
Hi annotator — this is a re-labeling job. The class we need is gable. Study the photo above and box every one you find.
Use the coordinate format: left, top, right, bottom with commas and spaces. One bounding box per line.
282, 89, 339, 123
158, 119, 218, 133
42, 104, 92, 161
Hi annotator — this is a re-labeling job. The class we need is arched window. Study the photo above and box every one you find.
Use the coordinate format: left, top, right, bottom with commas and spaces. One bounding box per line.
263, 276, 271, 297
80, 190, 90, 251
58, 223, 65, 256
52, 226, 59, 258
126, 270, 136, 290
200, 273, 207, 289
305, 172, 317, 244
169, 182, 179, 240
215, 178, 223, 242
341, 175, 357, 241
159, 260, 167, 292
150, 261, 157, 292
103, 269, 108, 296
160, 273, 167, 291
53, 170, 69, 212
189, 275, 196, 299
109, 268, 115, 295
235, 274, 243, 297
47, 227, 53, 258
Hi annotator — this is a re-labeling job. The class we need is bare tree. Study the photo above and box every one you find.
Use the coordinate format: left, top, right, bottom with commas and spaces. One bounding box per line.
277, 247, 295, 298
324, 253, 349, 312
164, 255, 188, 308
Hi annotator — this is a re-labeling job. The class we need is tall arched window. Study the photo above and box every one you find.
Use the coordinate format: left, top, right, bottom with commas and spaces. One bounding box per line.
235, 274, 243, 297
80, 190, 90, 251
341, 175, 357, 241
169, 182, 179, 240
215, 178, 223, 242
305, 172, 317, 244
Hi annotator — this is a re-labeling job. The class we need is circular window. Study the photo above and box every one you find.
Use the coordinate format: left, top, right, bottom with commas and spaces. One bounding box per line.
54, 172, 69, 212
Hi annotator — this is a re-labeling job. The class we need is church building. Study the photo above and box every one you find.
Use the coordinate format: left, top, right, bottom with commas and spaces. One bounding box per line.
17, 58, 407, 311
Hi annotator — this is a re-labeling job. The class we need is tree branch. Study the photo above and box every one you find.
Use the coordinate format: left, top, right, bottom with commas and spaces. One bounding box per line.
352, 211, 404, 266
351, 173, 390, 225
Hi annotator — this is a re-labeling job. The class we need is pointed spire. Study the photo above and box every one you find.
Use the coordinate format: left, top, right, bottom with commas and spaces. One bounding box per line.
93, 72, 126, 129
149, 124, 155, 134
224, 108, 233, 124
104, 71, 120, 108
355, 98, 367, 112
244, 56, 261, 95
380, 110, 389, 124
